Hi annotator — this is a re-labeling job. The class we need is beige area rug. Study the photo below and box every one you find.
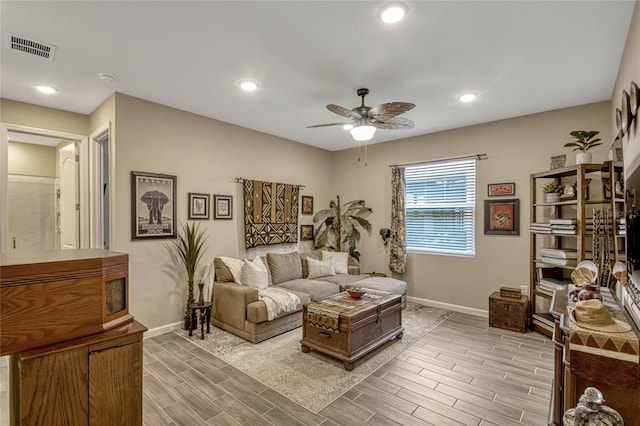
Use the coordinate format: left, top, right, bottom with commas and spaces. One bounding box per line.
174, 303, 453, 413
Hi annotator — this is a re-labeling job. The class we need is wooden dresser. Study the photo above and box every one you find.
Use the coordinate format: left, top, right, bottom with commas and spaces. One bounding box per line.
549, 289, 640, 425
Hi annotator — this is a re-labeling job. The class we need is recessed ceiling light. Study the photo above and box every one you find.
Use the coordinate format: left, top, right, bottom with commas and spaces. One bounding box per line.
98, 73, 117, 84
239, 80, 259, 92
458, 93, 478, 103
379, 3, 407, 24
35, 84, 56, 94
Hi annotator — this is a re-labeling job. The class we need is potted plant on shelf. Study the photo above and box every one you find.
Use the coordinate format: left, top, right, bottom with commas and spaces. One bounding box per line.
542, 182, 563, 203
313, 195, 372, 262
564, 130, 602, 164
174, 221, 208, 329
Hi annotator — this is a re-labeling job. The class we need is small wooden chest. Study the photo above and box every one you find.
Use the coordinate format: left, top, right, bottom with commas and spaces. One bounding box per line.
488, 291, 528, 333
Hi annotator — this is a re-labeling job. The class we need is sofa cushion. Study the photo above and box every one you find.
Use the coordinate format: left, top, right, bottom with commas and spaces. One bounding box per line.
214, 258, 234, 282
246, 289, 309, 323
300, 251, 322, 278
307, 257, 336, 279
315, 273, 370, 288
322, 251, 349, 274
267, 252, 302, 284
218, 256, 245, 284
241, 257, 269, 290
356, 276, 407, 296
276, 278, 340, 301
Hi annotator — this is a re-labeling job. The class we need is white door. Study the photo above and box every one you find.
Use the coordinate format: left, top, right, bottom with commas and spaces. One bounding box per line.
59, 142, 79, 249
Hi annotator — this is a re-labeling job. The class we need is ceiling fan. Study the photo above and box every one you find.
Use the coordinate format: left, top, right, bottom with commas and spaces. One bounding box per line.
307, 88, 415, 141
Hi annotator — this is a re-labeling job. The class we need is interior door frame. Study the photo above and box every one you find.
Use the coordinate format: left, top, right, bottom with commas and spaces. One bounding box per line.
89, 122, 113, 249
0, 123, 89, 252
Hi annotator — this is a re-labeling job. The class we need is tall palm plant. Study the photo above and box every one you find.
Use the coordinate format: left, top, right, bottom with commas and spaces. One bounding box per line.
175, 221, 207, 317
313, 195, 372, 261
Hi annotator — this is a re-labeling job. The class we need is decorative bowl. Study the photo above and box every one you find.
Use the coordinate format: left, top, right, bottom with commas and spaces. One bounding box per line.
347, 289, 365, 299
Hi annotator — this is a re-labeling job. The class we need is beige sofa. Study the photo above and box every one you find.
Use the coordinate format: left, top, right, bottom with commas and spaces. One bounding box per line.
211, 251, 407, 343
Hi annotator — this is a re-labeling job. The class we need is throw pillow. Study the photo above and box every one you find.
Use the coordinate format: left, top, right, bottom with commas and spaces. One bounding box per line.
307, 257, 336, 279
322, 251, 349, 274
213, 258, 234, 282
266, 252, 302, 284
218, 256, 245, 284
300, 251, 322, 278
241, 257, 269, 290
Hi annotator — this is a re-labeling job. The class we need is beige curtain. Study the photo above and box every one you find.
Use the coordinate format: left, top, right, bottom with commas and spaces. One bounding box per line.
389, 167, 406, 273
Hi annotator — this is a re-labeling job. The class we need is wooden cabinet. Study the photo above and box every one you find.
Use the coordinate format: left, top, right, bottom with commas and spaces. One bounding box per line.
10, 320, 146, 426
549, 290, 640, 425
530, 163, 615, 336
488, 292, 528, 333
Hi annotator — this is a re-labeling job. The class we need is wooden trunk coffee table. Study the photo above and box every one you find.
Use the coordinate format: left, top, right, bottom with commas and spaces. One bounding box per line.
300, 291, 403, 371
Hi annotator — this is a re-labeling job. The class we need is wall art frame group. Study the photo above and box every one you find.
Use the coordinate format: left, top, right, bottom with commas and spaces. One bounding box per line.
214, 195, 233, 220
300, 224, 314, 241
188, 192, 210, 220
484, 198, 520, 236
302, 195, 314, 215
131, 171, 177, 240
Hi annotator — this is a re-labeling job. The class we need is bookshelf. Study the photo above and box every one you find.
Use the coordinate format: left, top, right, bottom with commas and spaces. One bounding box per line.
529, 163, 612, 336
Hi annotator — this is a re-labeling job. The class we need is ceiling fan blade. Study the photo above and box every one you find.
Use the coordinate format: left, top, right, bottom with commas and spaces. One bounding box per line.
306, 122, 351, 128
371, 117, 415, 129
327, 104, 362, 119
368, 102, 415, 121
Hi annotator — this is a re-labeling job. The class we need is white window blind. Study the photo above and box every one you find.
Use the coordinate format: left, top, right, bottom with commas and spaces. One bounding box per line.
405, 158, 476, 256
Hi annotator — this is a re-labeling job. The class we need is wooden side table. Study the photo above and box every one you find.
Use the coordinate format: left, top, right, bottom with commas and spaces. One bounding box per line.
189, 302, 212, 339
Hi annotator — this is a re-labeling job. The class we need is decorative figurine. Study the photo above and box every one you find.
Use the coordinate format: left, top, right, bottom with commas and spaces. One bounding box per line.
563, 387, 624, 425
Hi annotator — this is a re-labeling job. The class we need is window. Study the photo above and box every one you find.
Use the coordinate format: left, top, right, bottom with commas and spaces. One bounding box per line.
405, 158, 476, 256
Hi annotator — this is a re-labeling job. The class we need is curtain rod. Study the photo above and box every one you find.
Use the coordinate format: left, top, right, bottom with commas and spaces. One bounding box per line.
234, 177, 306, 189
389, 153, 487, 168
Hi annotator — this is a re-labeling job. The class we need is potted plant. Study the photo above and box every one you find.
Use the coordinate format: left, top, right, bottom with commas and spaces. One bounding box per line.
564, 130, 602, 164
542, 182, 563, 203
313, 195, 372, 261
174, 221, 208, 329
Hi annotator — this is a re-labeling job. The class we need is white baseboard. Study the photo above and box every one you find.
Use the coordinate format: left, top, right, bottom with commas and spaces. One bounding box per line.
143, 321, 183, 339
407, 296, 488, 318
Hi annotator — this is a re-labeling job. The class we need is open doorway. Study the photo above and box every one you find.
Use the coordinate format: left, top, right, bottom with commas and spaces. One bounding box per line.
5, 131, 79, 251
0, 124, 98, 252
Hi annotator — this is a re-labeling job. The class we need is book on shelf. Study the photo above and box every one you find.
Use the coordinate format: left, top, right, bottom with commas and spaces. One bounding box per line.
540, 256, 577, 267
532, 313, 555, 328
549, 218, 577, 225
539, 248, 578, 259
550, 224, 576, 230
538, 278, 573, 292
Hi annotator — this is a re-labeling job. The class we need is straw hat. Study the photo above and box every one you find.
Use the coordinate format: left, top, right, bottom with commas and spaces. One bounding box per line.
568, 299, 631, 333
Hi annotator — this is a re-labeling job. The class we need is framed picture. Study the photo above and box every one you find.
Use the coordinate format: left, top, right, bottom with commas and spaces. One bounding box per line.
484, 199, 520, 236
302, 195, 314, 215
131, 171, 177, 239
300, 224, 314, 241
550, 155, 566, 170
188, 192, 210, 220
487, 182, 515, 197
214, 195, 233, 220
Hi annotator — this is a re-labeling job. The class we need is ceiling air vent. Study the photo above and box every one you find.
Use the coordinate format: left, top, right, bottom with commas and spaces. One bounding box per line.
5, 33, 56, 61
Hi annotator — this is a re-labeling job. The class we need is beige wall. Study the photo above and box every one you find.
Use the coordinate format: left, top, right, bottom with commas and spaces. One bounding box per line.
614, 1, 640, 172
1, 98, 89, 136
8, 142, 56, 177
332, 102, 612, 312
111, 94, 334, 329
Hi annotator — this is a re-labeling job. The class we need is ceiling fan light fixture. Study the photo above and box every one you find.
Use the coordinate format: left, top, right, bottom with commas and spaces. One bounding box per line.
458, 92, 478, 103
350, 124, 376, 141
238, 79, 259, 92
342, 124, 354, 130
379, 3, 407, 24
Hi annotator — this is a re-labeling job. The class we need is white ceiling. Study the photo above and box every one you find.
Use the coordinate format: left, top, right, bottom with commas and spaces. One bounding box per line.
0, 1, 635, 151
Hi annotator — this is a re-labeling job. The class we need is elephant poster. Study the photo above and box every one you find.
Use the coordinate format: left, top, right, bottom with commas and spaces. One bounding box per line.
131, 171, 177, 239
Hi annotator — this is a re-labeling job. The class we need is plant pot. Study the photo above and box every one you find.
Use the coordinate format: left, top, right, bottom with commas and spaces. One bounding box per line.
576, 152, 592, 164
545, 193, 560, 203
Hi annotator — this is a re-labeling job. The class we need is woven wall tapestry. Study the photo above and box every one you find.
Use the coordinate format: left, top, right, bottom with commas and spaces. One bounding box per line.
244, 179, 300, 248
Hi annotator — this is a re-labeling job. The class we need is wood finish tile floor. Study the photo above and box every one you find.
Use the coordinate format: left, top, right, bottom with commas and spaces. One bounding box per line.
141, 313, 554, 426
0, 312, 553, 425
